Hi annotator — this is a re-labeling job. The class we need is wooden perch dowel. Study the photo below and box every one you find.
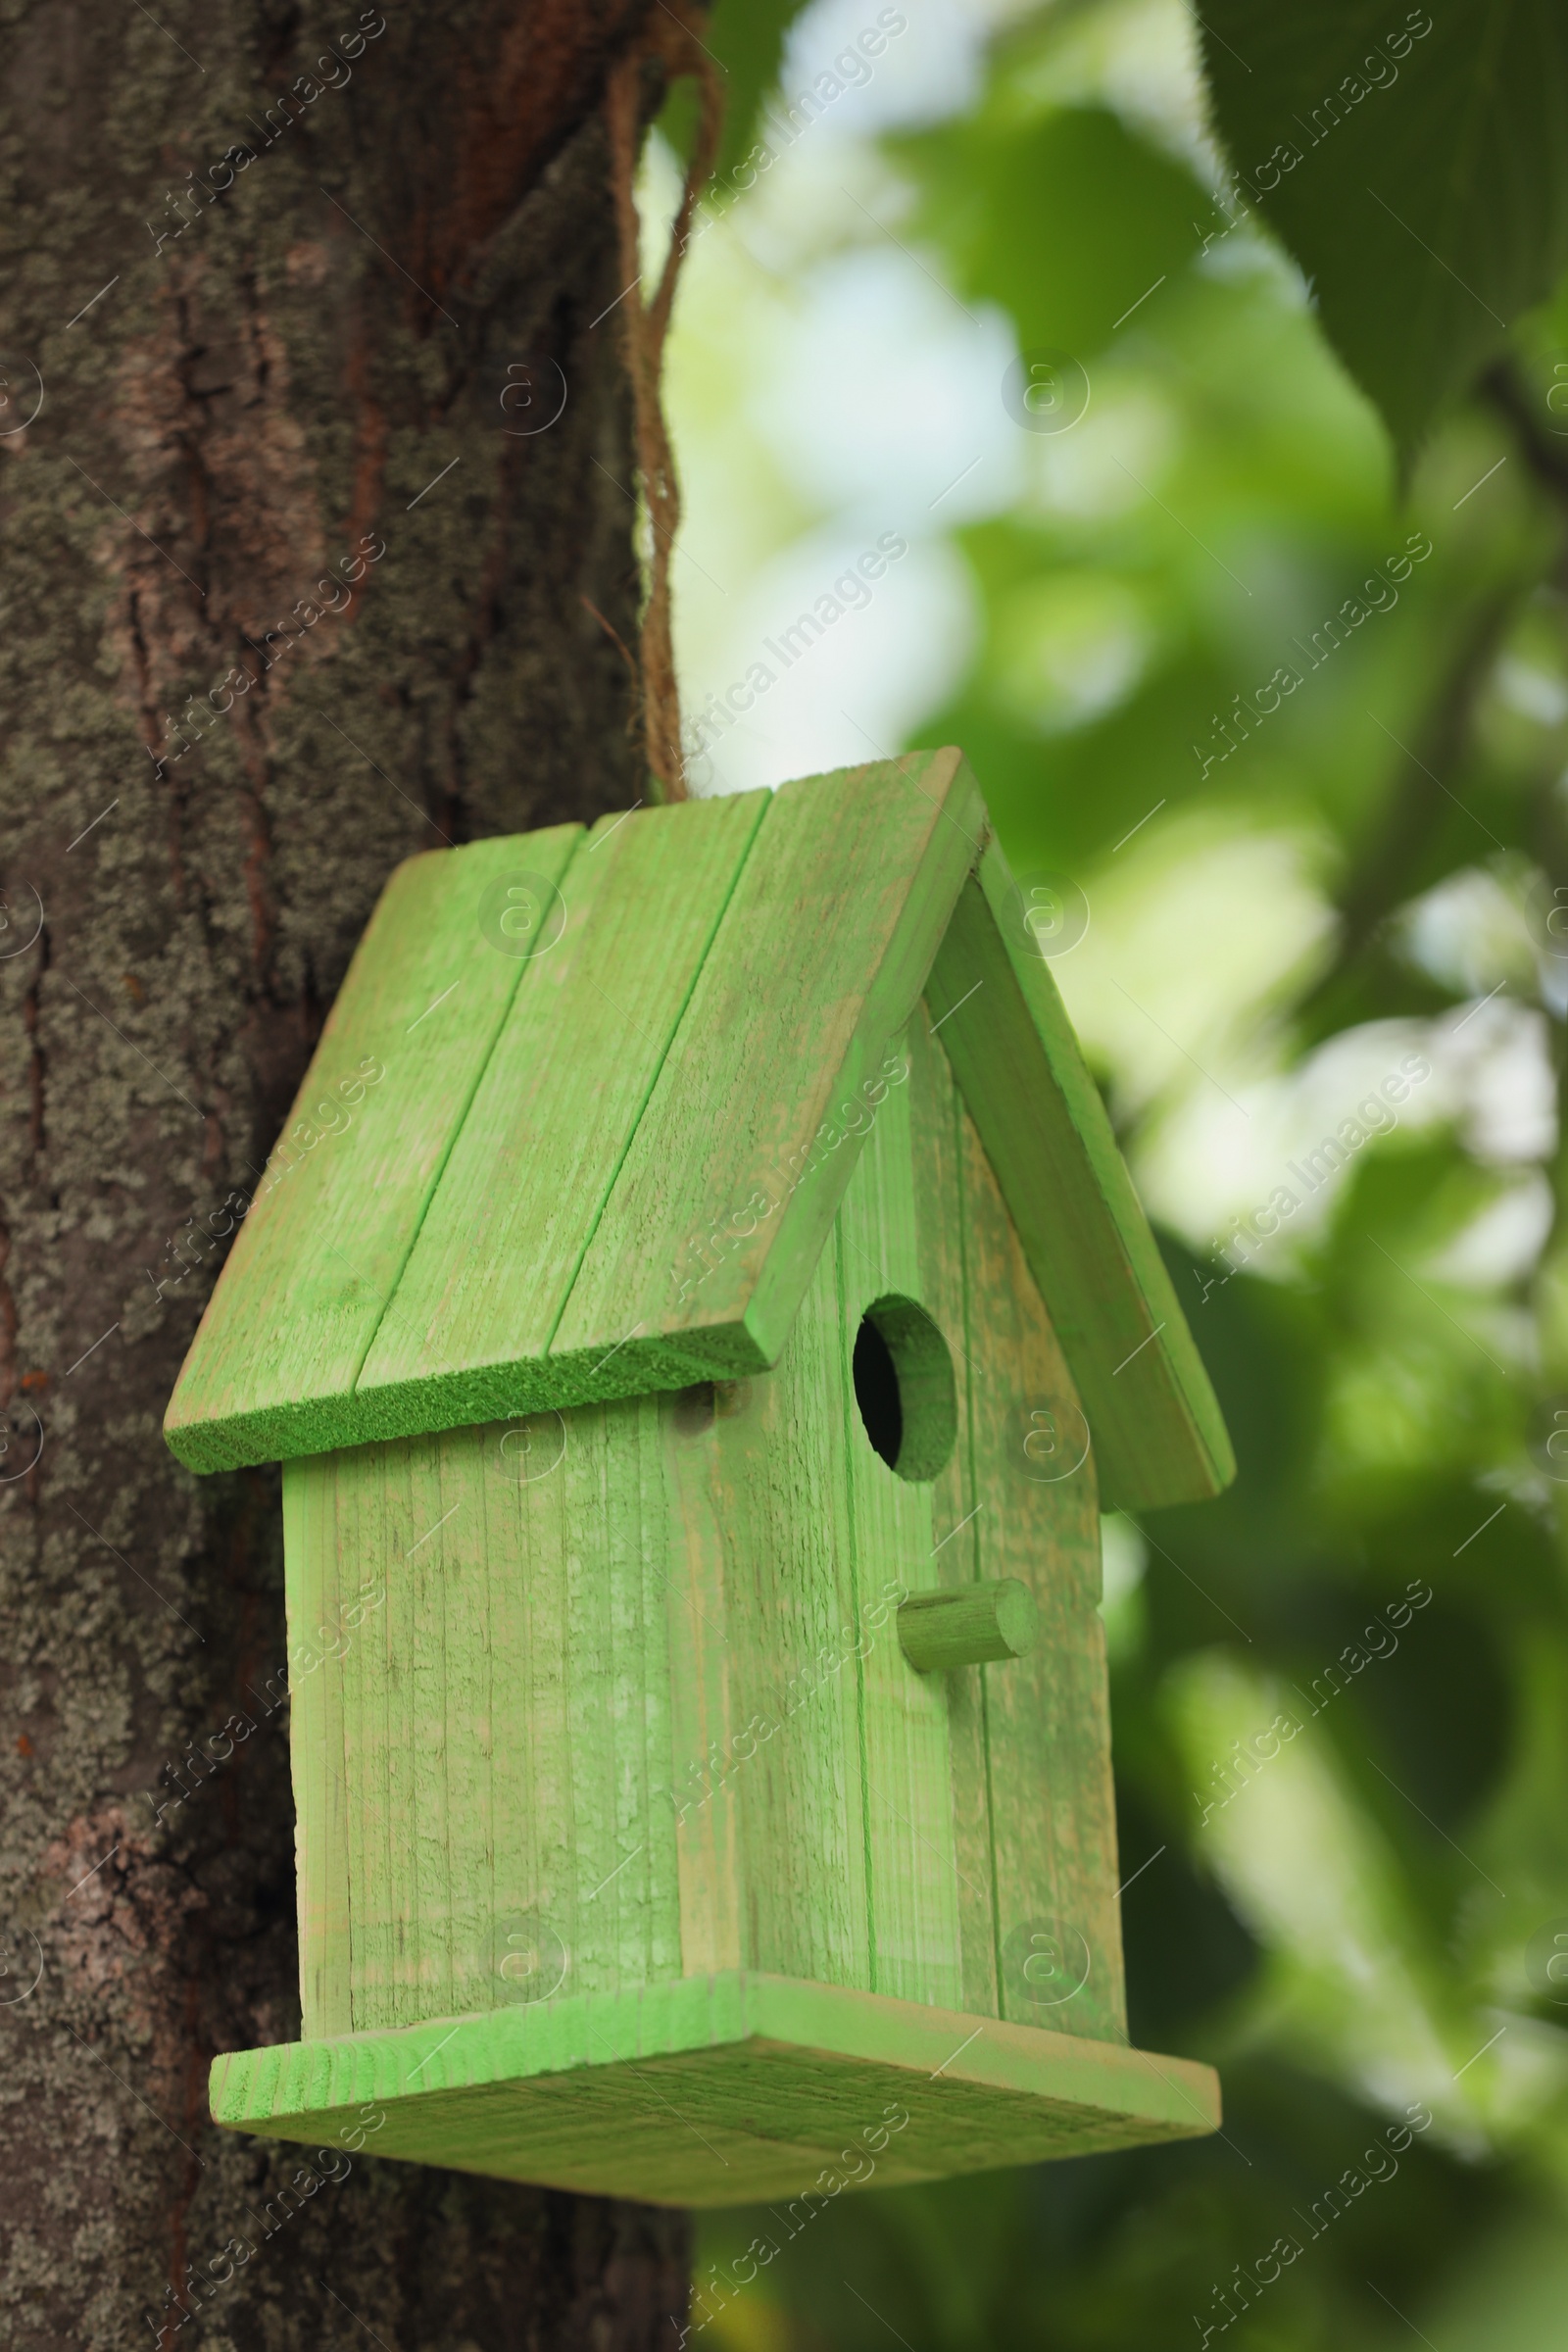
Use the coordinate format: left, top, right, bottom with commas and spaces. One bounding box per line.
897, 1580, 1039, 1673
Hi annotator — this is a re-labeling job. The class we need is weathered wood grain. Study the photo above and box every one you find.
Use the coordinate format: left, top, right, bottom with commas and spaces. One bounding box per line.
897, 1580, 1038, 1671
167, 758, 1003, 1469
281, 1460, 353, 2038
705, 1247, 873, 1990
167, 760, 1235, 1535
191, 750, 1242, 2208
283, 1405, 683, 2037
354, 790, 769, 1435
662, 1387, 747, 1980
927, 852, 1234, 1510
903, 1009, 999, 2022
165, 829, 582, 1472
833, 1026, 964, 2012
958, 1100, 1126, 2045
211, 1971, 1220, 2209
549, 751, 988, 1391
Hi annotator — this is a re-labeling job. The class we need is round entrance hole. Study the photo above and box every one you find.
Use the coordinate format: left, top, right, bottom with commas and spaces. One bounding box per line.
852, 1296, 957, 1482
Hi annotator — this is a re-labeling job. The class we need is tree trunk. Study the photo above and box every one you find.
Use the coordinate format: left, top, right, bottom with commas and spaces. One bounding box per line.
0, 5, 691, 2344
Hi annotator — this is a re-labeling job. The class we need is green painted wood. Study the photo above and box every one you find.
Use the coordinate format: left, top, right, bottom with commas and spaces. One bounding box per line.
548, 750, 988, 1395
164, 829, 582, 1473
281, 1458, 353, 2038
283, 1407, 682, 2037
662, 1387, 748, 1979
898, 1580, 1037, 1672
903, 1009, 999, 2023
209, 1971, 1220, 2209
411, 1438, 459, 2023
568, 1396, 685, 2004
352, 790, 769, 1437
706, 1246, 873, 1990
927, 851, 1235, 1511
166, 760, 1001, 1472
833, 1028, 964, 2013
167, 752, 1233, 1526
957, 1101, 1126, 2045
228, 755, 1242, 2199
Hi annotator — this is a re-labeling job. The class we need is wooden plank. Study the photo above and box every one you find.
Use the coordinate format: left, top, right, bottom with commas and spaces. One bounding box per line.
286, 1409, 683, 2037
833, 1028, 964, 2012
437, 1425, 501, 2021
906, 1013, 998, 2021
210, 1971, 1220, 2211
346, 1436, 429, 2030
560, 1396, 684, 2002
547, 751, 988, 1397
957, 1102, 1126, 2045
705, 1244, 872, 1991
165, 828, 582, 1473
330, 1444, 389, 2033
353, 791, 769, 1436
412, 1437, 462, 2024
661, 1388, 746, 1980
483, 1412, 545, 2011
927, 852, 1234, 1509
281, 1457, 352, 2039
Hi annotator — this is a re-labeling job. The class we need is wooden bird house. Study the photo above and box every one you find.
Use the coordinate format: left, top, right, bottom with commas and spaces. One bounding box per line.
169, 751, 1234, 2207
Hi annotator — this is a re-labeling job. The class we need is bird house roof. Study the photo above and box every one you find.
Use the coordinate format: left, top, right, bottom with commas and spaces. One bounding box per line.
164, 752, 1232, 1508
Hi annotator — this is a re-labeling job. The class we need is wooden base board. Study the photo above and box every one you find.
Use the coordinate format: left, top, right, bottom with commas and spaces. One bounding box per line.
210, 1972, 1219, 2208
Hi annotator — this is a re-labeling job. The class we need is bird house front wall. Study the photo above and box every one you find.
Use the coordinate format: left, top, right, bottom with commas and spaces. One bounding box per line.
281, 1007, 1123, 2047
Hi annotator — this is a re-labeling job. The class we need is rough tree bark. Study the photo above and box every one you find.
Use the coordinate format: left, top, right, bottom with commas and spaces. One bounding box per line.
0, 4, 692, 2344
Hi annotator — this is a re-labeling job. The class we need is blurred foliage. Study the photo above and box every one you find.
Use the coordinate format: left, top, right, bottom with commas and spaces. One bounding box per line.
678, 0, 1568, 2346
1200, 0, 1568, 455
906, 103, 1207, 353
662, 0, 815, 181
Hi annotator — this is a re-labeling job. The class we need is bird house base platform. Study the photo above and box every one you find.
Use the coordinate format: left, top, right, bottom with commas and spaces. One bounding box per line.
211, 1972, 1219, 2209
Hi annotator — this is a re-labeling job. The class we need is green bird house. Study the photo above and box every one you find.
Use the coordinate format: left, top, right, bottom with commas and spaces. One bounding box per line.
168, 750, 1234, 2208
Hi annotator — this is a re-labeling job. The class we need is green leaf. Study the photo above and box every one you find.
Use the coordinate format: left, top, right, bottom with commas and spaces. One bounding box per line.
905, 104, 1208, 355
660, 0, 815, 183
1199, 0, 1568, 452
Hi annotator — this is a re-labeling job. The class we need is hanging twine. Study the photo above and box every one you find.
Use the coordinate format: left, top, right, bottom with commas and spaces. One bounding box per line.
604, 1, 724, 802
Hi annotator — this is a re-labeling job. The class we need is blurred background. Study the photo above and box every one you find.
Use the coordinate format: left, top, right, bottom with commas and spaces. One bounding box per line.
649, 0, 1568, 2344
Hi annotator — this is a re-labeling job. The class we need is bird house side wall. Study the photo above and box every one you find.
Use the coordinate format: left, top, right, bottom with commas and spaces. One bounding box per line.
279, 1016, 1123, 2047
834, 1007, 1124, 2041
282, 1399, 687, 2038
951, 1075, 1125, 2041
665, 1006, 1125, 2042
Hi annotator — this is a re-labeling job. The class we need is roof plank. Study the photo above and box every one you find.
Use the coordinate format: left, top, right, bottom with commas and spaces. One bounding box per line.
544, 750, 988, 1396
165, 756, 1232, 1497
925, 849, 1234, 1510
164, 829, 582, 1473
349, 790, 769, 1442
